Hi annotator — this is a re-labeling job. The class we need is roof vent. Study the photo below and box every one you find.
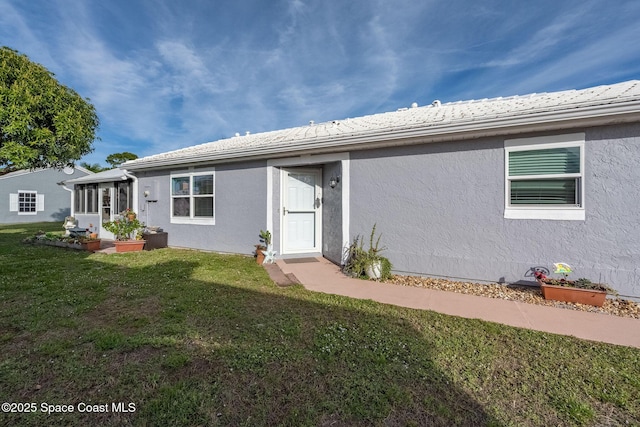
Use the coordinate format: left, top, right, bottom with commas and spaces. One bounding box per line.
245, 131, 250, 136
309, 120, 315, 125
234, 132, 240, 137
411, 102, 418, 108
432, 100, 441, 108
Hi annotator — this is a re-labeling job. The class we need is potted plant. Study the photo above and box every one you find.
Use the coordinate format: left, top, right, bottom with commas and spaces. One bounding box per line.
255, 230, 272, 265
532, 264, 616, 307
125, 208, 136, 221
342, 224, 392, 280
103, 210, 146, 252
79, 234, 101, 252
87, 223, 98, 239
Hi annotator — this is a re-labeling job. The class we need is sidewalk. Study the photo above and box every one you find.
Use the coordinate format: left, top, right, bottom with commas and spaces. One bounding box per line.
271, 257, 640, 349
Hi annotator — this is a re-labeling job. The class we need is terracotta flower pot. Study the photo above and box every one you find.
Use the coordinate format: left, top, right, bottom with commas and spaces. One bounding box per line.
538, 280, 607, 307
255, 245, 266, 264
82, 240, 101, 251
114, 240, 145, 252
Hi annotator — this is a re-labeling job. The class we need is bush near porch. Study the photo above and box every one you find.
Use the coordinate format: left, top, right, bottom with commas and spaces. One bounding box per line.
1, 222, 639, 426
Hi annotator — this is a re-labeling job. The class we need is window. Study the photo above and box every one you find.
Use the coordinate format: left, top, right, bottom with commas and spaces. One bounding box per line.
19, 191, 37, 213
86, 185, 98, 214
116, 181, 132, 213
171, 171, 215, 224
505, 133, 585, 220
74, 184, 98, 214
74, 187, 85, 213
9, 191, 44, 215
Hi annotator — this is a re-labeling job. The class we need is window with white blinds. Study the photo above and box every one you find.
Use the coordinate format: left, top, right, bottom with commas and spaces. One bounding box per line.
504, 134, 585, 220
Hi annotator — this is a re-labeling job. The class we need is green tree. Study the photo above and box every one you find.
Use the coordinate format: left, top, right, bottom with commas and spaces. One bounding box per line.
79, 161, 107, 173
0, 47, 99, 172
106, 151, 138, 168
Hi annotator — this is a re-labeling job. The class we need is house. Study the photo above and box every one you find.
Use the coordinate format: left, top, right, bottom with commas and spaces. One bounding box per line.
80, 80, 640, 299
62, 168, 137, 240
0, 166, 92, 224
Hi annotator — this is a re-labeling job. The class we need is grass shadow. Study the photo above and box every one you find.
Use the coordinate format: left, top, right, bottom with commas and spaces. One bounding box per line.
1, 223, 639, 426
0, 223, 500, 426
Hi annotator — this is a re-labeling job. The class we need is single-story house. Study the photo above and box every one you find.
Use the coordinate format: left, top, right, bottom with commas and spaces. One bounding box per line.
75, 80, 640, 299
63, 167, 137, 240
0, 166, 92, 224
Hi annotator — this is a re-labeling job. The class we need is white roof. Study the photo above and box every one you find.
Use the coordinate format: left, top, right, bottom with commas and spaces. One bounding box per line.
125, 80, 640, 170
63, 168, 130, 184
0, 166, 92, 180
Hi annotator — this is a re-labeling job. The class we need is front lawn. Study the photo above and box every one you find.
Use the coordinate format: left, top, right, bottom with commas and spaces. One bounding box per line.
1, 222, 639, 426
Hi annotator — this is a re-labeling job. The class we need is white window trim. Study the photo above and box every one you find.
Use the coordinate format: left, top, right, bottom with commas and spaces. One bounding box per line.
170, 170, 215, 225
504, 133, 585, 221
14, 190, 41, 215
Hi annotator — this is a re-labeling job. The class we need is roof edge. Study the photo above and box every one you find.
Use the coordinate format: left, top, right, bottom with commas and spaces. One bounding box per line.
125, 100, 640, 170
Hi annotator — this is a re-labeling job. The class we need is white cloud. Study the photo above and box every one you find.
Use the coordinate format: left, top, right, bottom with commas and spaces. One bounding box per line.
2, 0, 640, 165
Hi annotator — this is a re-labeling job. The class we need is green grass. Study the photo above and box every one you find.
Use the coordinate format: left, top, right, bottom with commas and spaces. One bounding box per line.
1, 222, 639, 426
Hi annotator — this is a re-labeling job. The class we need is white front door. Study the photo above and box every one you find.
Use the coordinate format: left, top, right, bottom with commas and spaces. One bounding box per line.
282, 169, 322, 253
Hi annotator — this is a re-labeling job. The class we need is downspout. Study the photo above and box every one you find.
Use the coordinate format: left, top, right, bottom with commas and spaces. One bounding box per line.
57, 181, 74, 217
121, 169, 138, 215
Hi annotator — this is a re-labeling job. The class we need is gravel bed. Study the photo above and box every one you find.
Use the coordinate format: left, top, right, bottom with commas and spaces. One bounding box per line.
387, 275, 640, 319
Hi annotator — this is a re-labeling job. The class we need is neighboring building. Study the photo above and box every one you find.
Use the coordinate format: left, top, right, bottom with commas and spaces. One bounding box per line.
81, 80, 640, 298
63, 168, 137, 240
0, 166, 92, 224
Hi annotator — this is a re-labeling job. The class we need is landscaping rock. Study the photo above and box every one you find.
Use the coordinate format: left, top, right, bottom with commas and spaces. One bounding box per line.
387, 276, 640, 319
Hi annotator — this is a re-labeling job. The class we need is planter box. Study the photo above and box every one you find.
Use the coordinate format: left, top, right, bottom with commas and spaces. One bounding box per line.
114, 240, 146, 252
538, 280, 607, 307
81, 240, 101, 251
141, 232, 168, 250
36, 240, 83, 250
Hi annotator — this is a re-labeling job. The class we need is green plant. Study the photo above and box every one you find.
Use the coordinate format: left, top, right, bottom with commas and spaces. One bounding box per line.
259, 229, 272, 247
342, 224, 392, 280
102, 211, 145, 241
533, 270, 617, 295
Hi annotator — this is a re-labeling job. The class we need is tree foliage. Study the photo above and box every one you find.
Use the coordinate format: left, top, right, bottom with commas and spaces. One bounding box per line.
79, 162, 108, 173
106, 151, 138, 168
0, 47, 99, 172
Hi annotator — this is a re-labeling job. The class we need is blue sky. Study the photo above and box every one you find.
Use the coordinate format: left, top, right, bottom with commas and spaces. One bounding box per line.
1, 0, 639, 166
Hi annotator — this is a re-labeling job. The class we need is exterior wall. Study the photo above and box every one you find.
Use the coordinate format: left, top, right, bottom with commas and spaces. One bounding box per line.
349, 123, 640, 299
136, 160, 268, 254
0, 168, 90, 224
322, 161, 343, 264
74, 213, 100, 234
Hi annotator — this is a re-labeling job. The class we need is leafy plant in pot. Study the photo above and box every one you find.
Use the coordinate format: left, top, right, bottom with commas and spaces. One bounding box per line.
103, 210, 146, 252
255, 229, 272, 265
532, 264, 617, 307
342, 224, 392, 280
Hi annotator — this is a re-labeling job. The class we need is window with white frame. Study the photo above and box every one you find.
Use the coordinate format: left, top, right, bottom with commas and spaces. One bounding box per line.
9, 191, 44, 215
116, 181, 132, 213
19, 191, 37, 213
170, 171, 215, 224
504, 133, 585, 221
74, 184, 98, 214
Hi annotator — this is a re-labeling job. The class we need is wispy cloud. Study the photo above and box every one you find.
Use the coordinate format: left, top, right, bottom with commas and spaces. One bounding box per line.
1, 0, 640, 164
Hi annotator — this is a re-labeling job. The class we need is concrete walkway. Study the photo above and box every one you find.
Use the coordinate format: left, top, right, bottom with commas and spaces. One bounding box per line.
272, 257, 640, 349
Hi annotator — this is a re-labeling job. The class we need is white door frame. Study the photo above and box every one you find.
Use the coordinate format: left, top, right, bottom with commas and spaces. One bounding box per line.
280, 167, 322, 254
267, 152, 350, 261
99, 183, 115, 240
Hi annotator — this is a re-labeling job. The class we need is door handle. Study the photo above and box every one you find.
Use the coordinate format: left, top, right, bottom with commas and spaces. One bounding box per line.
283, 207, 288, 216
